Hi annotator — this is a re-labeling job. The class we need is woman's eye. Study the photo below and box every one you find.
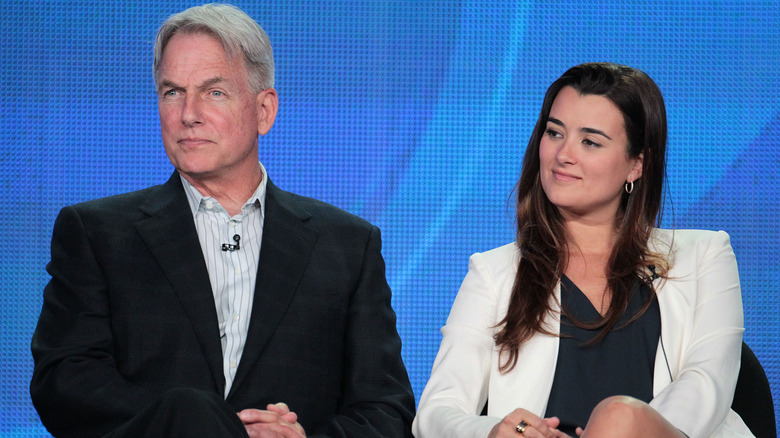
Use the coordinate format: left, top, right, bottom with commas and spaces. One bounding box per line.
545, 128, 561, 138
582, 138, 601, 147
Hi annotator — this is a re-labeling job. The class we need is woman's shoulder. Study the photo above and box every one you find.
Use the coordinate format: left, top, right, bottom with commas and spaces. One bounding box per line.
460, 242, 521, 291
650, 228, 732, 251
470, 242, 520, 266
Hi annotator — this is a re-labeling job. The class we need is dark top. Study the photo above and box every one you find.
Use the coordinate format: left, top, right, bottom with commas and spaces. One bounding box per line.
544, 275, 661, 435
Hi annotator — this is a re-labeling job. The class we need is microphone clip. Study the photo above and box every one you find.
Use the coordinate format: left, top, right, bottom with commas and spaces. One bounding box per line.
221, 234, 241, 252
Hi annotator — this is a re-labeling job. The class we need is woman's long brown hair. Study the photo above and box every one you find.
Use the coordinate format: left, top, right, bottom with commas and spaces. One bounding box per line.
494, 63, 670, 373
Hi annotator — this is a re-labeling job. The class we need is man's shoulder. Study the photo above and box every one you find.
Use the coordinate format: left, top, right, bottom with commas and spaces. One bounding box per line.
75, 185, 153, 206
269, 183, 374, 230
71, 183, 167, 211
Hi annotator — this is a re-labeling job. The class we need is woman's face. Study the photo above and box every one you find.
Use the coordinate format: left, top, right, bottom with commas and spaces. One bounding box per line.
539, 86, 643, 223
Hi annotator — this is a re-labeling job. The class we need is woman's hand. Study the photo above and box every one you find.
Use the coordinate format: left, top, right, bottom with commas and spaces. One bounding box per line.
488, 409, 570, 438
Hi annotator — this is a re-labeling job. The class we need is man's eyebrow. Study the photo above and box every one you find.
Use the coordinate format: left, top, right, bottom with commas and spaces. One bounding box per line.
158, 80, 180, 92
547, 117, 612, 140
158, 77, 227, 92
198, 77, 227, 89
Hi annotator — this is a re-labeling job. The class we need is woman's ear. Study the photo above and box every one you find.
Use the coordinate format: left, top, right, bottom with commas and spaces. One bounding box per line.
628, 152, 644, 182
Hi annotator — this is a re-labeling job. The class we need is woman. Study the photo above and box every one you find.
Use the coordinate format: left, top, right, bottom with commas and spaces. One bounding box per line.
412, 63, 752, 437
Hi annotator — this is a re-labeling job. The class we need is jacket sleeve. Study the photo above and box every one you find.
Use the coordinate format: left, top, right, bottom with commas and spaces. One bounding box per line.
649, 230, 751, 437
30, 206, 157, 438
311, 225, 416, 438
412, 250, 506, 438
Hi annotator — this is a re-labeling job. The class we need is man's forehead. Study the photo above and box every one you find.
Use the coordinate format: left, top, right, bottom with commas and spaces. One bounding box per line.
161, 31, 243, 65
159, 34, 245, 75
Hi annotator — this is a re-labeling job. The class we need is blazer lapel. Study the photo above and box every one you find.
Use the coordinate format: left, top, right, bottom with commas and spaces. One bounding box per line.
229, 180, 316, 397
135, 172, 225, 393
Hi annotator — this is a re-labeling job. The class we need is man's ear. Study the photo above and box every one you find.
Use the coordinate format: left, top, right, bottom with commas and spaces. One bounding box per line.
256, 88, 278, 136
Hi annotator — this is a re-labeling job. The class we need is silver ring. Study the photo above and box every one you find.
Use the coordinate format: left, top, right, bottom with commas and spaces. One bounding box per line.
516, 420, 528, 434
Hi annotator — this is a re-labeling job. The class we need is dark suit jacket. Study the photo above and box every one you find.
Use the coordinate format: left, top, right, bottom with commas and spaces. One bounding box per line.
31, 172, 415, 438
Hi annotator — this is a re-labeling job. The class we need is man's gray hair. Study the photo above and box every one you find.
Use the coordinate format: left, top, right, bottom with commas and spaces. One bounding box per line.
153, 3, 274, 93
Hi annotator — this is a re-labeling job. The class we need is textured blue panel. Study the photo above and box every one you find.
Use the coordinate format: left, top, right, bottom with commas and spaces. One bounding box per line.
1, 1, 778, 435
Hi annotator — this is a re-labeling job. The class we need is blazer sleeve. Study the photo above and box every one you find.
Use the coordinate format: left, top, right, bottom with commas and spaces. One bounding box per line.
412, 250, 506, 438
30, 206, 157, 438
649, 230, 749, 437
311, 225, 416, 438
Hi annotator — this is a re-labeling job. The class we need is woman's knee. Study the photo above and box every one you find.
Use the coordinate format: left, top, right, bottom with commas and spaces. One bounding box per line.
583, 396, 651, 436
592, 396, 647, 422
583, 396, 683, 438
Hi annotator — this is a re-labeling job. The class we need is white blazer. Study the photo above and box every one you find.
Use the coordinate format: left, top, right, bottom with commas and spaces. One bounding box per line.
413, 229, 753, 438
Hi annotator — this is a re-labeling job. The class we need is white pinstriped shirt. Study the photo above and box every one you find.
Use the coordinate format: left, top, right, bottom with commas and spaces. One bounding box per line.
180, 164, 267, 397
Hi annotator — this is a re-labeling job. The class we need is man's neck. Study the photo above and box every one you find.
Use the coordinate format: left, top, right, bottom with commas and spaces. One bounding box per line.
182, 165, 264, 216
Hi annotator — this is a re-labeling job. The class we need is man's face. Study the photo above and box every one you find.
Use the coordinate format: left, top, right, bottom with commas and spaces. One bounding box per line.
157, 32, 267, 183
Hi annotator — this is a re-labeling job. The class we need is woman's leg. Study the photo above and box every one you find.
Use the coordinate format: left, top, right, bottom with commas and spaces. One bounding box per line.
580, 396, 687, 438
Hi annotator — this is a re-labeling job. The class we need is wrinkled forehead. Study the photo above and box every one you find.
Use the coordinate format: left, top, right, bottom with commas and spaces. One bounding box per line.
156, 32, 252, 93
161, 27, 243, 66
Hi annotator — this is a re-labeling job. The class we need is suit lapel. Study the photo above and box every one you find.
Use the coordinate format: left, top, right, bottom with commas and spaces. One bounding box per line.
229, 180, 316, 398
135, 172, 225, 393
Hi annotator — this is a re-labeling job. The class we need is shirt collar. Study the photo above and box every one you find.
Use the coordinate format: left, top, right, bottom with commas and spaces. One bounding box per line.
180, 162, 268, 219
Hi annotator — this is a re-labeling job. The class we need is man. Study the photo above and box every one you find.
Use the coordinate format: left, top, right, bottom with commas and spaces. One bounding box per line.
30, 4, 415, 437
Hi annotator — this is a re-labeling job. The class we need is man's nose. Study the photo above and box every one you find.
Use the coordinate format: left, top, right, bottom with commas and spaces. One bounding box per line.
181, 96, 203, 127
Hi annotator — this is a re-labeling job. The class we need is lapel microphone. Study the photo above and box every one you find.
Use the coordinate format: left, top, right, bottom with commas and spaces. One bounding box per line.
221, 234, 241, 252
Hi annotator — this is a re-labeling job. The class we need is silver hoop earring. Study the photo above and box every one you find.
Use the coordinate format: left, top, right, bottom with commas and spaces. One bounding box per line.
625, 181, 634, 194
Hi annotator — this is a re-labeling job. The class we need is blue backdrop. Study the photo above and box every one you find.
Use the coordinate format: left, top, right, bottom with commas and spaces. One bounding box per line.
1, 1, 778, 435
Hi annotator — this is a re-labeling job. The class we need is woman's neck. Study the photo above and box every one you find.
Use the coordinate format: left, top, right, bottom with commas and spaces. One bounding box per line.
562, 219, 619, 315
564, 218, 618, 257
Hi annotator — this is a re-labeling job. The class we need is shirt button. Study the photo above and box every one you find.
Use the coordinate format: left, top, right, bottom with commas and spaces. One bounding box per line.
234, 267, 241, 274
230, 361, 237, 369
205, 201, 215, 209
233, 314, 240, 321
